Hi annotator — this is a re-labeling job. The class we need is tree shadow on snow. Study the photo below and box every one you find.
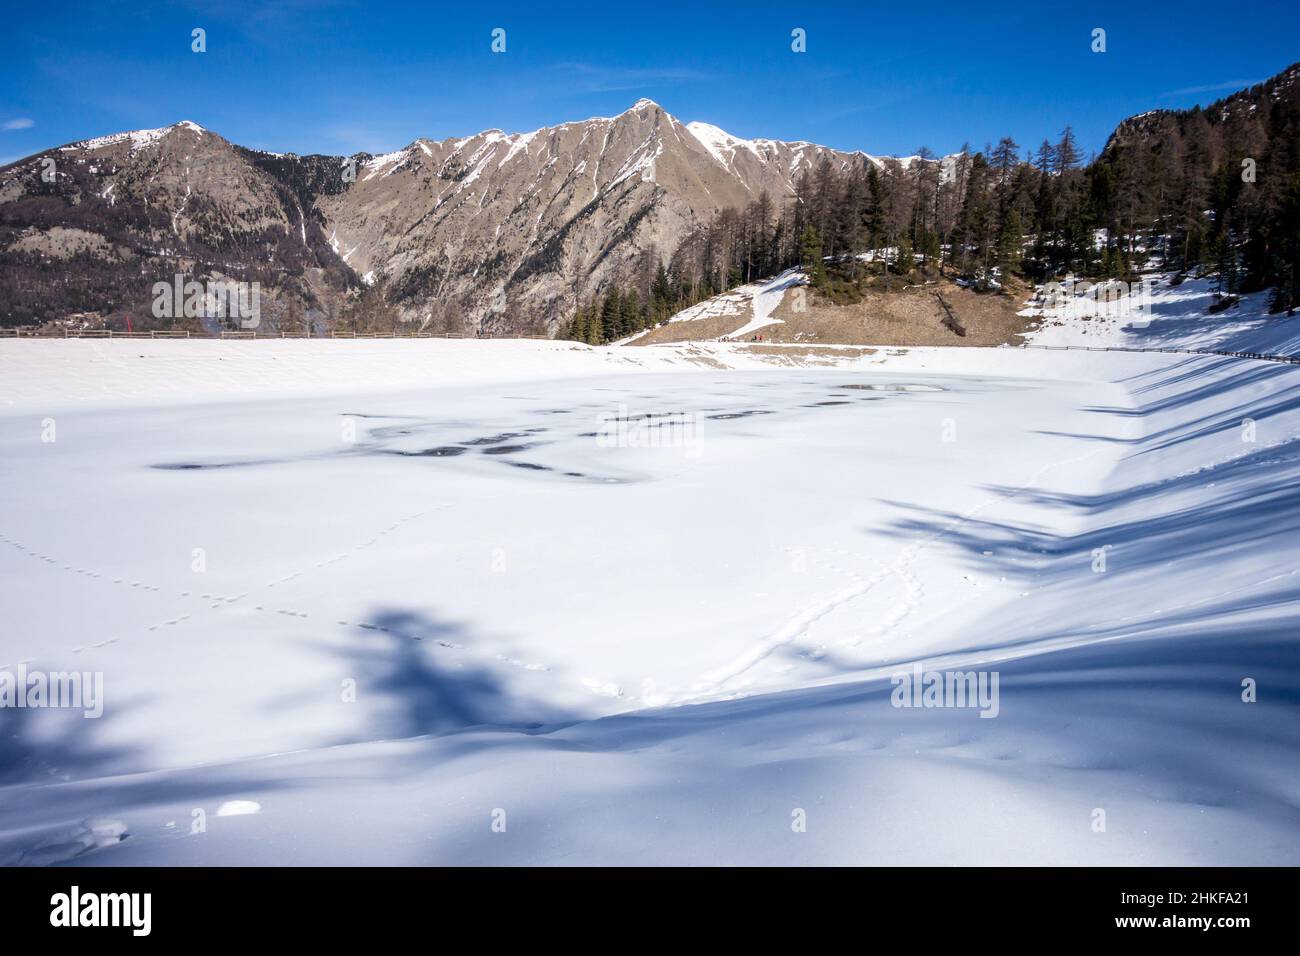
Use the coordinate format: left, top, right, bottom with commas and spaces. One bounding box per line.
324, 608, 574, 743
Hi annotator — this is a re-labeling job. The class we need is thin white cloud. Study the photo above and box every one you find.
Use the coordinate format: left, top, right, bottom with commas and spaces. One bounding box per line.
556, 63, 711, 94
1161, 79, 1259, 98
2, 118, 35, 131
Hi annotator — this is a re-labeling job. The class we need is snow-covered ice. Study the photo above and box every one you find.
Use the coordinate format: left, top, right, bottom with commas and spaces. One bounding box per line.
0, 334, 1297, 865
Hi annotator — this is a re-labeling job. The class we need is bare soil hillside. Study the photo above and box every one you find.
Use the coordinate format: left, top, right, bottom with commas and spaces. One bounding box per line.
631, 276, 1035, 347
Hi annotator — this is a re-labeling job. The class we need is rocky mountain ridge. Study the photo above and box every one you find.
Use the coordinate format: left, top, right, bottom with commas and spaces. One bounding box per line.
0, 100, 916, 331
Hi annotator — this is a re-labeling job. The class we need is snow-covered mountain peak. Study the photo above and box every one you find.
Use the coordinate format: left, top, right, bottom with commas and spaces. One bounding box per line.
61, 119, 208, 153
684, 120, 763, 166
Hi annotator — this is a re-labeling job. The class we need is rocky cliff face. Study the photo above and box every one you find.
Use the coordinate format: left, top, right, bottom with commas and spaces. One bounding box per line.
0, 121, 351, 328
0, 101, 890, 331
318, 99, 889, 330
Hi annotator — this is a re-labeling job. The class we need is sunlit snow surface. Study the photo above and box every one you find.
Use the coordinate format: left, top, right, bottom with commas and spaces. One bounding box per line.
1, 342, 1298, 865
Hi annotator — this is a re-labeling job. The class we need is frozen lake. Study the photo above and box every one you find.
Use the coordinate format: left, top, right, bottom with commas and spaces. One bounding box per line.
1, 341, 1298, 864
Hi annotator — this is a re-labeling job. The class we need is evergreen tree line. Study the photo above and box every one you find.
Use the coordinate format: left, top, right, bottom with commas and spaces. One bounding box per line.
1085, 68, 1300, 311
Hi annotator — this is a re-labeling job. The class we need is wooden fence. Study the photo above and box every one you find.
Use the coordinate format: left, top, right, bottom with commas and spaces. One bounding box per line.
1019, 343, 1300, 366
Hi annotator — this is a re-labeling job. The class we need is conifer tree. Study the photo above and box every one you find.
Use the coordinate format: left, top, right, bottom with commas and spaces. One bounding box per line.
621, 287, 640, 335
895, 238, 915, 274
799, 225, 825, 286
600, 288, 620, 342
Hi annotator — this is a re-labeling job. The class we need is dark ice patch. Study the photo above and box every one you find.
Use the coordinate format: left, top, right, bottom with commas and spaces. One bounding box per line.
152, 458, 281, 471
706, 410, 774, 420
387, 446, 468, 458
461, 432, 530, 446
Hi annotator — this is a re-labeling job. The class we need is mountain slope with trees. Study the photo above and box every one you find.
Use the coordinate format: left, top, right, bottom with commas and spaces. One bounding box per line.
2, 63, 1296, 337
559, 62, 1300, 344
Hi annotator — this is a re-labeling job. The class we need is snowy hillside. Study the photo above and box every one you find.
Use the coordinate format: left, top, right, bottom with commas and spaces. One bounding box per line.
640, 269, 805, 344
1, 338, 1297, 865
1021, 272, 1300, 355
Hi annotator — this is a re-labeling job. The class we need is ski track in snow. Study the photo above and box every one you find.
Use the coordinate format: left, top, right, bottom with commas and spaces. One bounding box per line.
686, 424, 1123, 701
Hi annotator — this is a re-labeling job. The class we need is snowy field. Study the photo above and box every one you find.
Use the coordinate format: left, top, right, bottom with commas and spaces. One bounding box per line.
1, 333, 1298, 865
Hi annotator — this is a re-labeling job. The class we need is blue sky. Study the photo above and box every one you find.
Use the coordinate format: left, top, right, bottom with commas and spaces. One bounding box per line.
1, 0, 1297, 165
